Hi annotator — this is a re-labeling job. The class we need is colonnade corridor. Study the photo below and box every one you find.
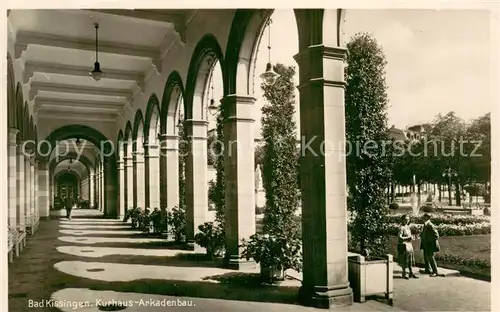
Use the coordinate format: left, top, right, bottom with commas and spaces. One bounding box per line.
8, 210, 401, 312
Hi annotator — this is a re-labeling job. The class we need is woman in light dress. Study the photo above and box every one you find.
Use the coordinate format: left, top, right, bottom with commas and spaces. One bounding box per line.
398, 214, 418, 279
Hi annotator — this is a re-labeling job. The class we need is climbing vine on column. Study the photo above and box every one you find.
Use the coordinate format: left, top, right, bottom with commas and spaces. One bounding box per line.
177, 115, 187, 210
212, 106, 226, 226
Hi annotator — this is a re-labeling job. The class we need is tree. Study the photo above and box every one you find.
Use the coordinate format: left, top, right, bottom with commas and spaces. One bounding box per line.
345, 33, 392, 256
261, 63, 300, 235
466, 113, 490, 184
242, 62, 302, 274
429, 112, 468, 205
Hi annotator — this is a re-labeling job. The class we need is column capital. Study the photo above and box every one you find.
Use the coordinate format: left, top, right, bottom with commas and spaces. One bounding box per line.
132, 151, 145, 163
158, 134, 179, 141
9, 128, 19, 144
184, 119, 209, 127
144, 143, 160, 158
184, 119, 207, 140
294, 45, 347, 91
220, 94, 256, 105
294, 45, 347, 63
160, 135, 179, 151
221, 94, 256, 123
123, 156, 134, 167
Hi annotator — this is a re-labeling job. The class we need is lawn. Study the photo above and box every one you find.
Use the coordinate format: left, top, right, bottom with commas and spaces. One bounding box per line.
387, 234, 491, 278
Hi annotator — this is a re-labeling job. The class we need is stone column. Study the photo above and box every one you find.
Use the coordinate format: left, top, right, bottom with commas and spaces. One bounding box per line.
38, 162, 50, 219
222, 95, 256, 269
33, 159, 39, 220
133, 150, 146, 208
161, 134, 179, 210
103, 159, 118, 218
117, 159, 125, 218
99, 166, 104, 212
8, 129, 18, 228
294, 11, 353, 307
125, 156, 134, 209
49, 169, 54, 209
24, 155, 31, 226
184, 119, 208, 249
17, 144, 26, 229
145, 142, 161, 209
94, 172, 99, 209
30, 159, 36, 222
89, 173, 95, 208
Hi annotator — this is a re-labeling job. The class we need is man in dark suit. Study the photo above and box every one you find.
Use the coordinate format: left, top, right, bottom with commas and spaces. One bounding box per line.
64, 196, 74, 220
419, 213, 443, 277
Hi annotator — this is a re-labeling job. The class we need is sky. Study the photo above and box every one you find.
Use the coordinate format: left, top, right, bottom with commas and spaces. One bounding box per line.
208, 9, 492, 137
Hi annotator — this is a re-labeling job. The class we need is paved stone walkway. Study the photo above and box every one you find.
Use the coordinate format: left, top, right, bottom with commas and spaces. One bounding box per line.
8, 210, 490, 311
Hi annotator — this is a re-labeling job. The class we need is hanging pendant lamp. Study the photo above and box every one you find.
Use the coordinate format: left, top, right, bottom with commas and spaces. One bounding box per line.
207, 71, 218, 116
260, 18, 280, 86
90, 23, 103, 81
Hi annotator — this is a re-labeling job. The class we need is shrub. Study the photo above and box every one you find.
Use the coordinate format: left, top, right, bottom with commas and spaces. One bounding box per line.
484, 207, 491, 216
127, 207, 141, 228
194, 221, 225, 259
150, 208, 165, 234
389, 202, 399, 210
138, 208, 152, 233
167, 206, 186, 243
241, 231, 302, 275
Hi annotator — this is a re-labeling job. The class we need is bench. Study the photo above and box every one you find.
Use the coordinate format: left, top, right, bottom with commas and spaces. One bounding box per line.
7, 229, 14, 263
8, 226, 27, 258
25, 215, 40, 235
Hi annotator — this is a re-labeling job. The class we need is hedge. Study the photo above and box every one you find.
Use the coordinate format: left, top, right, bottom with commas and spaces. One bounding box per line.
387, 213, 490, 226
435, 253, 490, 270
385, 222, 491, 236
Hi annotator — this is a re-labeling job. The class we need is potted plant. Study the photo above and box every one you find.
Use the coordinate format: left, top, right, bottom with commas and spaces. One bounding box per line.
128, 207, 141, 229
194, 221, 225, 259
138, 208, 152, 234
241, 231, 302, 284
150, 208, 163, 235
166, 206, 186, 243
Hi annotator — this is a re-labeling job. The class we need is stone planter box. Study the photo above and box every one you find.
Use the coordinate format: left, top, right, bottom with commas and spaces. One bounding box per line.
348, 253, 393, 305
260, 265, 284, 283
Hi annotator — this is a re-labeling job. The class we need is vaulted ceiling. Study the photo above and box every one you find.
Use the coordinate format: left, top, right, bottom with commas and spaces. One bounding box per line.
8, 9, 196, 124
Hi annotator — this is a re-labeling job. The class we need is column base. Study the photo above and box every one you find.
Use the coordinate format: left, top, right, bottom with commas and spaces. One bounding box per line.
224, 255, 257, 270
298, 284, 353, 309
